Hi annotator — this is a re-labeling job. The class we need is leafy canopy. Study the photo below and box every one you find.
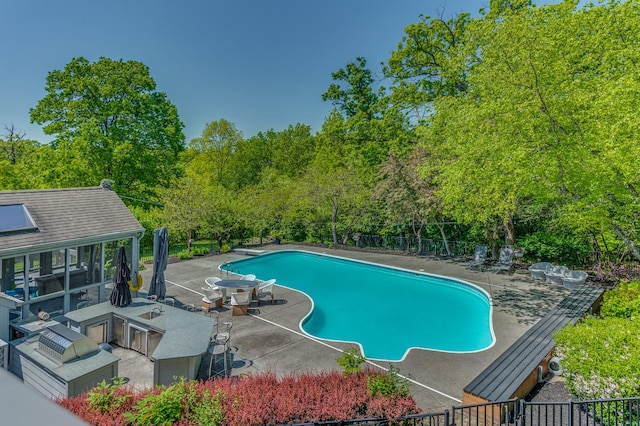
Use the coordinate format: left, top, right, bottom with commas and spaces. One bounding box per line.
30, 56, 185, 198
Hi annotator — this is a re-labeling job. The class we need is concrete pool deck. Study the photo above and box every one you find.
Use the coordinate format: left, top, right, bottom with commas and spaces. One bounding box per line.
134, 244, 569, 412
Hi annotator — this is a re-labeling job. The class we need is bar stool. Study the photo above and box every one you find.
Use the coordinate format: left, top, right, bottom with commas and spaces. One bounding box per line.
208, 313, 232, 378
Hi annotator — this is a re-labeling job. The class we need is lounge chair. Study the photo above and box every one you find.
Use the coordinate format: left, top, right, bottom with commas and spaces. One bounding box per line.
257, 279, 276, 305
467, 245, 488, 271
562, 270, 588, 290
491, 247, 514, 274
545, 265, 570, 285
529, 262, 553, 280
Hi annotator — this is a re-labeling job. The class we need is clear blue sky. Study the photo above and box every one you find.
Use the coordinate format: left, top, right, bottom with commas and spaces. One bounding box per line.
0, 0, 488, 144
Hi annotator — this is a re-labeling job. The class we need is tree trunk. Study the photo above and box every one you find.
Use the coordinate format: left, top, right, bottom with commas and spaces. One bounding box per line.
505, 216, 516, 247
412, 220, 424, 255
436, 223, 451, 256
612, 224, 640, 261
331, 201, 339, 245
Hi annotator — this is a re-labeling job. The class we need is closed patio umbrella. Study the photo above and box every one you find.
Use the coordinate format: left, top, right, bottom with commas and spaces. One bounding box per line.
110, 246, 132, 307
148, 226, 168, 300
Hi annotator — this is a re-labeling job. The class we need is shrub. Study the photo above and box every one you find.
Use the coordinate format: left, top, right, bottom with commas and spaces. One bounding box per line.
518, 231, 590, 266
176, 250, 192, 260
86, 378, 132, 414
220, 244, 231, 253
191, 246, 210, 256
555, 316, 640, 400
124, 378, 224, 426
600, 280, 640, 319
59, 372, 418, 425
336, 347, 367, 376
367, 365, 409, 398
555, 280, 640, 404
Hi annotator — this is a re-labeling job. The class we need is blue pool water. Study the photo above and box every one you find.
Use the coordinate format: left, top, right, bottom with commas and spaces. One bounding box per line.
221, 250, 494, 361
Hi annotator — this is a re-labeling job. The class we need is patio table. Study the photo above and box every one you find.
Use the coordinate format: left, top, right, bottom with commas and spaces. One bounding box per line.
214, 279, 259, 302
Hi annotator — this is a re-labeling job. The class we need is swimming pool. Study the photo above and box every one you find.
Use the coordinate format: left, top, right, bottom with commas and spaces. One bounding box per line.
221, 250, 494, 361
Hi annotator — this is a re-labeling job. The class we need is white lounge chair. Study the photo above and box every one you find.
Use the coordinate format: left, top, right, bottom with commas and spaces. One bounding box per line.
257, 279, 276, 305
231, 290, 251, 315
562, 270, 588, 290
529, 262, 553, 280
545, 265, 570, 285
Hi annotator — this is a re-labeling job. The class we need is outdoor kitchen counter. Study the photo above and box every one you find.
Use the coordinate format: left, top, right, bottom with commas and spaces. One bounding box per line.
64, 298, 215, 360
13, 335, 119, 382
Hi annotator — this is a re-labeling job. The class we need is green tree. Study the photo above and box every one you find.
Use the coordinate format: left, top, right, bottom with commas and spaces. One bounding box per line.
159, 175, 210, 253
189, 119, 243, 186
375, 147, 447, 254
410, 0, 640, 253
30, 56, 185, 198
0, 125, 44, 189
322, 56, 381, 121
384, 12, 473, 122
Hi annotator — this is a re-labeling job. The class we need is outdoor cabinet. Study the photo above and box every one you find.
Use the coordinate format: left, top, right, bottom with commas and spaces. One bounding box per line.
112, 315, 126, 347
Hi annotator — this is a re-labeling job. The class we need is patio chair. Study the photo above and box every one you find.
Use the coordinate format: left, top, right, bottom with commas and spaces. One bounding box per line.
256, 279, 276, 305
241, 274, 256, 281
204, 276, 222, 289
466, 245, 488, 271
528, 262, 553, 280
200, 287, 224, 311
231, 290, 251, 315
544, 265, 570, 285
491, 247, 514, 274
562, 270, 588, 290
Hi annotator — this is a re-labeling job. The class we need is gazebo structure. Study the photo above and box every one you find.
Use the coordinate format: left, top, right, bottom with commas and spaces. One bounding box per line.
0, 185, 144, 343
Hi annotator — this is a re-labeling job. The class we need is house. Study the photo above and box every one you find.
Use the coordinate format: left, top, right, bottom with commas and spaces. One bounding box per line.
0, 185, 144, 343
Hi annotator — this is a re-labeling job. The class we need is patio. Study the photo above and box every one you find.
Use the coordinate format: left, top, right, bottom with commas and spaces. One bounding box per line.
134, 244, 570, 412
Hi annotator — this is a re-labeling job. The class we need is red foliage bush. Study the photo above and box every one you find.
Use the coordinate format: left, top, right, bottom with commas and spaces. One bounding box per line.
59, 370, 419, 425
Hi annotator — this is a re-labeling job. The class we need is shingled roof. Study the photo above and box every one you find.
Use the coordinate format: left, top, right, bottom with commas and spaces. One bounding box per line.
0, 186, 144, 258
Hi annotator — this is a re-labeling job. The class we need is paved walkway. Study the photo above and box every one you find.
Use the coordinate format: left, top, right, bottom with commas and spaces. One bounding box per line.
135, 244, 569, 412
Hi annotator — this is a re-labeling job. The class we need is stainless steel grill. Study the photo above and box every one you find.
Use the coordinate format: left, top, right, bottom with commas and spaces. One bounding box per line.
37, 324, 98, 364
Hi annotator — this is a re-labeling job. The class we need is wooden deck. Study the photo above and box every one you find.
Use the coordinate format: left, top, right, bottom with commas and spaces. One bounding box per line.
463, 284, 604, 406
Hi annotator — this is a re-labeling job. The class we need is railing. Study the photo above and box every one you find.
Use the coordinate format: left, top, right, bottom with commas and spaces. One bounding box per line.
348, 235, 472, 257
219, 261, 241, 276
288, 411, 449, 425
285, 397, 640, 426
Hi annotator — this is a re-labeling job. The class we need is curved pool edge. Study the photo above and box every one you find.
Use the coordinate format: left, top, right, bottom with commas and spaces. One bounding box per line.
221, 249, 497, 363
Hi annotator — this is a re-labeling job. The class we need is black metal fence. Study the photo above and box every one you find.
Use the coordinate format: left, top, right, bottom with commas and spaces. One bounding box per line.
141, 231, 640, 281
287, 397, 640, 425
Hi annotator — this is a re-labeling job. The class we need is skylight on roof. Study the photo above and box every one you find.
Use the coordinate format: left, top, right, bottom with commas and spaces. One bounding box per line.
0, 204, 38, 235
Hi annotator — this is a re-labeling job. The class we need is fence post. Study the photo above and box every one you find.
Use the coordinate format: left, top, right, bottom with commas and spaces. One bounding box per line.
568, 401, 573, 426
